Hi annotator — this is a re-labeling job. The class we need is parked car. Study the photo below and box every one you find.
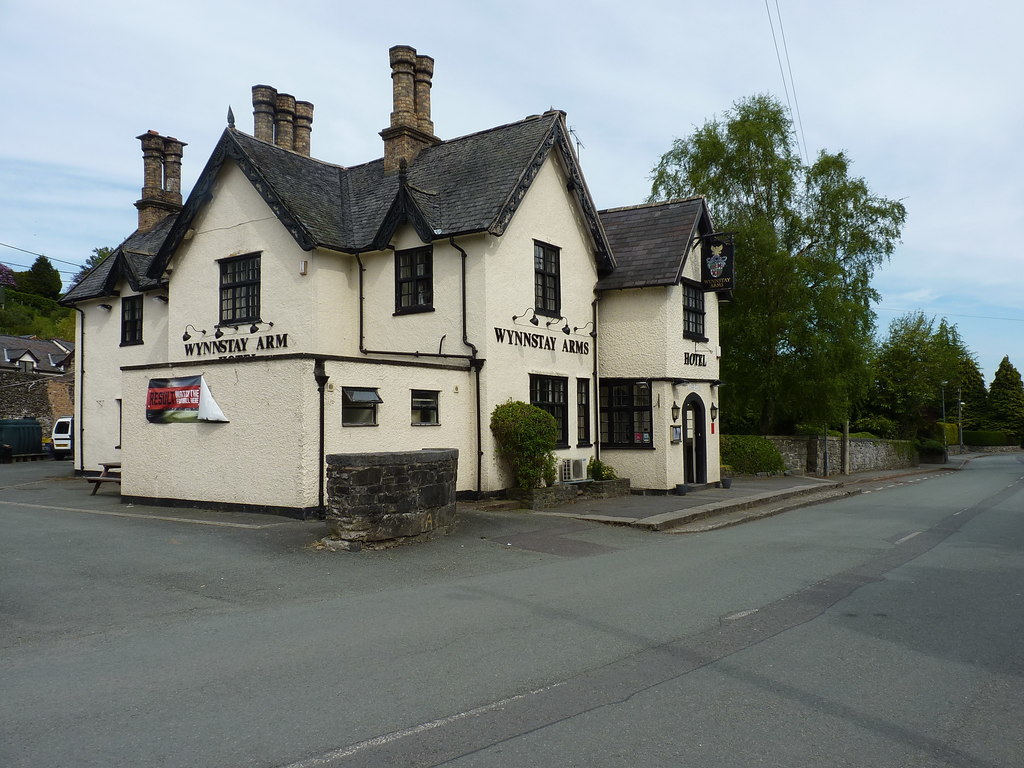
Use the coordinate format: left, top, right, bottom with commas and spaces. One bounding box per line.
51, 417, 73, 460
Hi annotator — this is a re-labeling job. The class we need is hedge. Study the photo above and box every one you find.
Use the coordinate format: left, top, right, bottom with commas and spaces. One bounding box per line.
962, 430, 1012, 447
720, 435, 787, 475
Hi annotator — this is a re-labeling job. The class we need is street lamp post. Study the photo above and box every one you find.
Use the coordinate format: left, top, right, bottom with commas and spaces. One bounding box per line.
941, 380, 948, 463
958, 386, 964, 451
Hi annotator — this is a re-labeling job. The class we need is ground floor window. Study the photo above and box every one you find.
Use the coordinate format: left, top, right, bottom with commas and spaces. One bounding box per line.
577, 378, 591, 446
411, 389, 439, 425
530, 374, 568, 447
599, 379, 653, 447
342, 387, 382, 426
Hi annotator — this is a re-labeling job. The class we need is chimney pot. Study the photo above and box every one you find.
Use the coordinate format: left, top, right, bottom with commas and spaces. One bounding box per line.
294, 100, 314, 156
135, 131, 185, 233
252, 84, 277, 142
275, 93, 296, 151
382, 45, 440, 174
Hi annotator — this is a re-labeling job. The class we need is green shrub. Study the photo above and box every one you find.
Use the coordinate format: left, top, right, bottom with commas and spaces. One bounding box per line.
852, 416, 898, 439
586, 457, 618, 481
720, 435, 787, 474
915, 438, 945, 456
962, 430, 1011, 446
489, 400, 558, 490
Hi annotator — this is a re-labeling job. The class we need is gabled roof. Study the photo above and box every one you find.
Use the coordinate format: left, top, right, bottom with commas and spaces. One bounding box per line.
146, 110, 614, 281
0, 335, 74, 374
60, 216, 175, 304
595, 197, 712, 291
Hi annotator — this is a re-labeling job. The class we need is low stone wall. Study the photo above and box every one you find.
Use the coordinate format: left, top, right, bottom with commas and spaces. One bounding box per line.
766, 436, 916, 477
510, 478, 631, 510
325, 449, 458, 543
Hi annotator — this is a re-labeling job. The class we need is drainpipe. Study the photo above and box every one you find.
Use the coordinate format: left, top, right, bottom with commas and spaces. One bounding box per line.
72, 305, 86, 475
448, 237, 483, 497
313, 358, 329, 517
592, 296, 600, 462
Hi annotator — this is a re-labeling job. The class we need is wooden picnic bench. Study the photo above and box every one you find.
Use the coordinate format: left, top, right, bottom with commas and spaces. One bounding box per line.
86, 462, 121, 495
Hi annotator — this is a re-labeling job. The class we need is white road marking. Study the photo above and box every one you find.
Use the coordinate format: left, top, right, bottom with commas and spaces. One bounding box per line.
724, 609, 759, 621
0, 499, 288, 529
894, 531, 922, 545
275, 683, 565, 768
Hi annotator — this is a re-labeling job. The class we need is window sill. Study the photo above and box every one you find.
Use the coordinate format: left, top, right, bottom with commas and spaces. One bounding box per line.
683, 334, 709, 343
119, 341, 144, 347
342, 423, 378, 427
412, 422, 441, 427
576, 442, 593, 448
394, 306, 435, 316
600, 443, 656, 450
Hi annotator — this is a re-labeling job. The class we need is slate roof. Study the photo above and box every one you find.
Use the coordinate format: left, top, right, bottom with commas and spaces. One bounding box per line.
62, 109, 617, 305
147, 110, 614, 281
595, 198, 711, 291
60, 215, 176, 304
0, 335, 74, 374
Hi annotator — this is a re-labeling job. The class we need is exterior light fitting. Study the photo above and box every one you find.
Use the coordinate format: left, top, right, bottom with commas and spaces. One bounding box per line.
99, 304, 113, 311
182, 324, 206, 342
710, 403, 719, 422
249, 320, 275, 334
545, 315, 571, 335
671, 401, 681, 422
511, 308, 540, 326
214, 326, 239, 339
573, 321, 597, 338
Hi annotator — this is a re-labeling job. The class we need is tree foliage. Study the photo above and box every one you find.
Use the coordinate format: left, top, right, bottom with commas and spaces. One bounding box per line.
651, 95, 906, 433
69, 246, 114, 288
14, 255, 63, 300
0, 263, 15, 287
988, 356, 1024, 439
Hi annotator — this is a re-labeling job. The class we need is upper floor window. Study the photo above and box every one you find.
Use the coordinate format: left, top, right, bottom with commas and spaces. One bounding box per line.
395, 247, 432, 314
534, 241, 560, 317
530, 374, 568, 448
683, 282, 706, 341
121, 295, 143, 346
219, 253, 261, 324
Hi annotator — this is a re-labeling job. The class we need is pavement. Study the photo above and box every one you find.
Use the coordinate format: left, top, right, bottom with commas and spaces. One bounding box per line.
468, 453, 988, 534
0, 454, 990, 540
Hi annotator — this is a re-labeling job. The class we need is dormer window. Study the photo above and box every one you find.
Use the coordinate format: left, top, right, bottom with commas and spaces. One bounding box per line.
534, 241, 561, 317
395, 247, 433, 314
219, 253, 261, 324
121, 295, 143, 346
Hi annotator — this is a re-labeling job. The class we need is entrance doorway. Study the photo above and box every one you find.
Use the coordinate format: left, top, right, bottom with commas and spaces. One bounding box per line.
682, 394, 707, 484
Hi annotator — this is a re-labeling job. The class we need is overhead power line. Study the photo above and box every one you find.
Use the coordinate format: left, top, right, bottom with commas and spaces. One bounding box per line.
0, 241, 86, 269
765, 0, 809, 164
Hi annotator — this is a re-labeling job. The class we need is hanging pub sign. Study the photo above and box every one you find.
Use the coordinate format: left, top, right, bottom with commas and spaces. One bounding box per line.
146, 375, 229, 423
700, 233, 735, 292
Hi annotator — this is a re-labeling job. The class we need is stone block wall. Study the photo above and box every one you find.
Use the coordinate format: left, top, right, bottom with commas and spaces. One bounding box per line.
325, 449, 457, 543
0, 371, 73, 438
766, 436, 916, 477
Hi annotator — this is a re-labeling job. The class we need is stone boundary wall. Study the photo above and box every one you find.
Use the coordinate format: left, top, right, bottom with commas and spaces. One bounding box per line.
949, 445, 1022, 455
326, 449, 458, 543
510, 478, 631, 510
766, 436, 916, 477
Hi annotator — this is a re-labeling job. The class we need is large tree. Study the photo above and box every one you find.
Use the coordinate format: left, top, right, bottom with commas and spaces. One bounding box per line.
988, 356, 1024, 439
651, 95, 906, 433
14, 255, 62, 300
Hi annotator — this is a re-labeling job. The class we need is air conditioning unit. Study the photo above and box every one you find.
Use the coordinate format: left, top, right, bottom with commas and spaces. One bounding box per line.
560, 458, 588, 482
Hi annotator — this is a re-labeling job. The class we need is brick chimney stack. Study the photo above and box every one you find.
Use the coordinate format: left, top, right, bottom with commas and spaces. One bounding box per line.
135, 131, 187, 234
381, 45, 439, 173
251, 85, 314, 156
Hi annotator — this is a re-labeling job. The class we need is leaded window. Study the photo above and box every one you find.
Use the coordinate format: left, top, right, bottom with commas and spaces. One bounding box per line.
599, 380, 654, 447
219, 253, 261, 324
530, 374, 568, 447
534, 241, 560, 317
395, 247, 432, 313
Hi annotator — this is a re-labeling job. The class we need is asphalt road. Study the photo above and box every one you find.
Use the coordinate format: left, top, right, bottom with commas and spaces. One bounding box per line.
2, 456, 1022, 767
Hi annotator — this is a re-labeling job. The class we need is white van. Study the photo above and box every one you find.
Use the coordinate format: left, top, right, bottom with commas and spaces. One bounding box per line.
51, 417, 73, 460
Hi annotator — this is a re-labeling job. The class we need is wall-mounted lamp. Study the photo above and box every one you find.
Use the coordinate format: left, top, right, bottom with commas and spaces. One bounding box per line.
182, 324, 206, 342
511, 307, 540, 326
214, 325, 239, 339
710, 403, 719, 422
546, 315, 571, 335
671, 401, 681, 422
152, 295, 169, 303
98, 304, 113, 311
572, 321, 597, 338
299, 260, 308, 276
249, 320, 275, 334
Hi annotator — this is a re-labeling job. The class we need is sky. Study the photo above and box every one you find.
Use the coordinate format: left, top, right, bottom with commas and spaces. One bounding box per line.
2, 0, 1022, 384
